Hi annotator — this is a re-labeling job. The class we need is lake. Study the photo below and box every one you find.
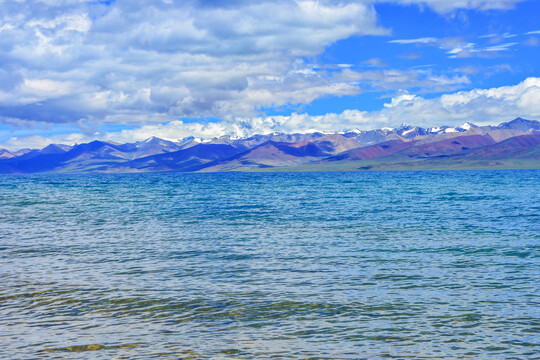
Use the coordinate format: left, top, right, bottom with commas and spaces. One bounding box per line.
1, 170, 539, 359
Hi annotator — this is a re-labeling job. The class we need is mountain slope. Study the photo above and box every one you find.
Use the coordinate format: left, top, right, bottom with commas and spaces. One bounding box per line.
0, 141, 129, 173
498, 118, 540, 132
304, 133, 540, 171
325, 139, 417, 162
398, 134, 497, 159
202, 141, 333, 171
0, 138, 192, 173
0, 149, 15, 159
110, 143, 243, 172
306, 134, 365, 154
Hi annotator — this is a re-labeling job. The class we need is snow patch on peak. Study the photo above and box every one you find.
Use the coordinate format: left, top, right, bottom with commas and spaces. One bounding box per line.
457, 122, 476, 131
401, 127, 416, 136
218, 134, 243, 140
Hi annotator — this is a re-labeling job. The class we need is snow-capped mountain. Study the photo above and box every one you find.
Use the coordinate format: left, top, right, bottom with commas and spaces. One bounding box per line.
0, 118, 538, 173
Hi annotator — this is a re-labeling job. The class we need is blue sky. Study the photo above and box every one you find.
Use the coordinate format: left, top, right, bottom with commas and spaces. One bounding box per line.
0, 0, 539, 149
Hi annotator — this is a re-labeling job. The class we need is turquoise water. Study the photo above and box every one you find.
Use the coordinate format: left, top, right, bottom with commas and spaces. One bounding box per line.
1, 170, 539, 359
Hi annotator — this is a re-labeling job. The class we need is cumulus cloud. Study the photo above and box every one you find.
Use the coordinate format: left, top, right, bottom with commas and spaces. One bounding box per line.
376, 77, 540, 125
2, 77, 538, 150
0, 0, 390, 128
1, 0, 527, 132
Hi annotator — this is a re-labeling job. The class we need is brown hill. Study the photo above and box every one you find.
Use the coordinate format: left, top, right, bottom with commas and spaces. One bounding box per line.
204, 141, 333, 171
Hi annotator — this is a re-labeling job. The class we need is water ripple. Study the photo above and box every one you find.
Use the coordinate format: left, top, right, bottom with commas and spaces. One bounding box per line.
0, 170, 539, 359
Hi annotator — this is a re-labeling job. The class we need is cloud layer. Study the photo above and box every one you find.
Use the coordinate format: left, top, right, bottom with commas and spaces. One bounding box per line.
0, 0, 388, 127
0, 0, 529, 130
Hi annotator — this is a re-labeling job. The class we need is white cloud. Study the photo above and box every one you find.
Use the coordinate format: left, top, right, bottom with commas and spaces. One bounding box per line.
1, 0, 525, 131
0, 0, 390, 127
384, 93, 417, 108
483, 42, 518, 52
378, 77, 540, 126
377, 0, 525, 13
0, 78, 76, 105
390, 35, 519, 58
2, 77, 538, 150
388, 37, 438, 44
0, 0, 532, 142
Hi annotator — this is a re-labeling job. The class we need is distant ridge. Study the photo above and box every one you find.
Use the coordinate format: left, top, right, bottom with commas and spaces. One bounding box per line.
0, 118, 538, 173
498, 117, 540, 132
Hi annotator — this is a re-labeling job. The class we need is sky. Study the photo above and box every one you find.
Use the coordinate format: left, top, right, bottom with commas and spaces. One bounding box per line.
0, 0, 539, 149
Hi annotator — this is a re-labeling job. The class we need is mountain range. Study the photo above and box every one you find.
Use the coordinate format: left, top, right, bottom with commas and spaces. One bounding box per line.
0, 117, 539, 173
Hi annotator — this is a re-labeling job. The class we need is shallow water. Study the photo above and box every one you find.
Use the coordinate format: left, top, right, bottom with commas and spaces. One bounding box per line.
1, 170, 539, 359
